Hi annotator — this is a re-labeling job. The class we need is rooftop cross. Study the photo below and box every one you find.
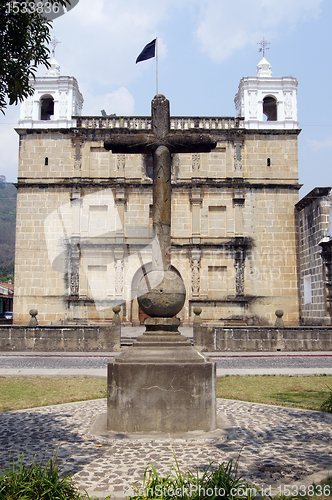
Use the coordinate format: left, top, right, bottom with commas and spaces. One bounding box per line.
104, 95, 216, 275
258, 37, 270, 57
51, 36, 61, 58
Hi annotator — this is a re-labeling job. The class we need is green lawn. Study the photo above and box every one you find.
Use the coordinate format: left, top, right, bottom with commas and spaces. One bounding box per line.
216, 374, 332, 411
0, 377, 107, 412
0, 374, 332, 412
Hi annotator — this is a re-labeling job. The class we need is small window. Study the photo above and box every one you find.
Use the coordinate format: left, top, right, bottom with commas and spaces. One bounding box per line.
146, 155, 153, 179
263, 96, 277, 121
45, 157, 49, 166
267, 158, 271, 167
40, 95, 54, 120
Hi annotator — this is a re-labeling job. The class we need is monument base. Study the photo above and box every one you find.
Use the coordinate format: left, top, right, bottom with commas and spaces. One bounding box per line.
107, 318, 216, 433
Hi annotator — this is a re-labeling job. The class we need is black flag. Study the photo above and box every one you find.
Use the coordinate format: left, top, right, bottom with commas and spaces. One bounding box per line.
136, 39, 156, 63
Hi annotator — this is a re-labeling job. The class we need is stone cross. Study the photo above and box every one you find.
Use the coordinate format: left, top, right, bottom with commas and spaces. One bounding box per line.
104, 95, 216, 273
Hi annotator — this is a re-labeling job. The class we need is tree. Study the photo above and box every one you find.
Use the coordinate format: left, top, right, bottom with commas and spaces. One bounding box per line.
0, 0, 71, 114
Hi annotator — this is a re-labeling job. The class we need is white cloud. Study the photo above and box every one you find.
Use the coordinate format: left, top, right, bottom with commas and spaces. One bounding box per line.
83, 86, 135, 116
53, 0, 173, 88
308, 135, 332, 151
195, 0, 323, 61
102, 87, 135, 115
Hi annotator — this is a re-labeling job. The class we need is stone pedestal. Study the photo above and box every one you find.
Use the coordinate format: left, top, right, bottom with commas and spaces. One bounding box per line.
107, 318, 216, 433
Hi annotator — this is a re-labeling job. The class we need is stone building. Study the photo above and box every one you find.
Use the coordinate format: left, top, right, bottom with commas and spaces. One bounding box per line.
296, 187, 332, 325
13, 57, 301, 326
0, 282, 14, 316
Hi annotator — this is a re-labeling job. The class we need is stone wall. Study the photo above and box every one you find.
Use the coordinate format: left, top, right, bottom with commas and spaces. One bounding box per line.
14, 124, 300, 327
0, 325, 120, 351
296, 188, 331, 325
194, 324, 332, 351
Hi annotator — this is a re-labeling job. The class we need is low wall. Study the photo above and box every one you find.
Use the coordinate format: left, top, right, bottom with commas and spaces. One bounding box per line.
0, 325, 121, 352
194, 325, 332, 351
2, 323, 332, 352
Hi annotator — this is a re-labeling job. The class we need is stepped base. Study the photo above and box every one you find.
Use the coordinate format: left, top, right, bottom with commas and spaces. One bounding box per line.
107, 318, 216, 433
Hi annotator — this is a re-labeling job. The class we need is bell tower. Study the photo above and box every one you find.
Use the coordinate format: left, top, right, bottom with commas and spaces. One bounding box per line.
18, 57, 83, 128
235, 57, 298, 129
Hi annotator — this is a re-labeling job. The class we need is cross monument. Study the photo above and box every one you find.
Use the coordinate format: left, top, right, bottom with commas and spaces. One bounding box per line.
105, 94, 216, 317
104, 95, 217, 434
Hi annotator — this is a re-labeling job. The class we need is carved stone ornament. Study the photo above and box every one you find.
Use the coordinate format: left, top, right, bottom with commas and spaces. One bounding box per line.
248, 92, 257, 118
117, 154, 126, 170
191, 254, 201, 296
192, 153, 200, 172
234, 142, 242, 172
25, 97, 33, 118
70, 272, 79, 295
115, 259, 124, 297
284, 92, 293, 118
59, 91, 68, 118
234, 249, 245, 296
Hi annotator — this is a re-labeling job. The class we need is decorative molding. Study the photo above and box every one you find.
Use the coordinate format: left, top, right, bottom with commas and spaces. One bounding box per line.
235, 257, 245, 296
114, 248, 124, 298
59, 91, 68, 118
190, 186, 202, 205
192, 153, 200, 174
234, 142, 242, 173
25, 97, 33, 118
117, 154, 126, 171
171, 154, 180, 181
284, 92, 293, 118
248, 91, 258, 119
191, 250, 201, 297
71, 134, 84, 171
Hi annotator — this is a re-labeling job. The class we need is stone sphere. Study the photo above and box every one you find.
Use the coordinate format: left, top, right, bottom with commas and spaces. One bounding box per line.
137, 270, 186, 317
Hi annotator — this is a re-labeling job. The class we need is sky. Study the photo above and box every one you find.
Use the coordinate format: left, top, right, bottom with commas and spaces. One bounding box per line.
0, 0, 331, 198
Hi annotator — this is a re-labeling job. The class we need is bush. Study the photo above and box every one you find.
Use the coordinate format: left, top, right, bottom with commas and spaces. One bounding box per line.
0, 452, 98, 500
127, 455, 257, 500
320, 386, 332, 413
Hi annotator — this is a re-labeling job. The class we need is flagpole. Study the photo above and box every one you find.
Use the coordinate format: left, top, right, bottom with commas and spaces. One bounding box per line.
156, 37, 158, 95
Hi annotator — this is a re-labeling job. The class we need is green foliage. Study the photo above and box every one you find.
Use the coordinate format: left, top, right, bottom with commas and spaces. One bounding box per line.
0, 182, 17, 268
0, 451, 97, 499
0, 259, 14, 282
320, 386, 332, 413
0, 0, 71, 113
128, 455, 256, 500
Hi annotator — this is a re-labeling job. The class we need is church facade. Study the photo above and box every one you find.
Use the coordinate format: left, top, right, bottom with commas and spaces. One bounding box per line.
13, 57, 301, 326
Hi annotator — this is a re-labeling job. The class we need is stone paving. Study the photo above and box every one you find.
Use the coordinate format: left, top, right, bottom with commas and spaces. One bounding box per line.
0, 399, 332, 499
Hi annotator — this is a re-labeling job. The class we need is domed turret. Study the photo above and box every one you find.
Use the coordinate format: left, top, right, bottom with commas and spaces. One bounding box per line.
235, 57, 298, 129
18, 56, 83, 128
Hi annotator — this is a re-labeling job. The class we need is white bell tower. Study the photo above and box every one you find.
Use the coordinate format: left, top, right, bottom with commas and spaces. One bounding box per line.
234, 57, 298, 129
18, 57, 84, 128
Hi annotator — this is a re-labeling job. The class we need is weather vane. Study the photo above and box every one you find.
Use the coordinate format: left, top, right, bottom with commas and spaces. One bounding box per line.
258, 37, 270, 57
51, 36, 61, 58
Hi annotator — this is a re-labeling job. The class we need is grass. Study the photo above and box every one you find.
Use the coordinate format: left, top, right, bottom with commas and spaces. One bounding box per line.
0, 451, 103, 499
0, 375, 332, 413
216, 374, 332, 411
0, 376, 107, 412
128, 455, 256, 500
0, 376, 331, 499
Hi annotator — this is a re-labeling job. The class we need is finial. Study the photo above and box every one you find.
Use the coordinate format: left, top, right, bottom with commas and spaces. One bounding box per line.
257, 37, 270, 58
51, 36, 61, 58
